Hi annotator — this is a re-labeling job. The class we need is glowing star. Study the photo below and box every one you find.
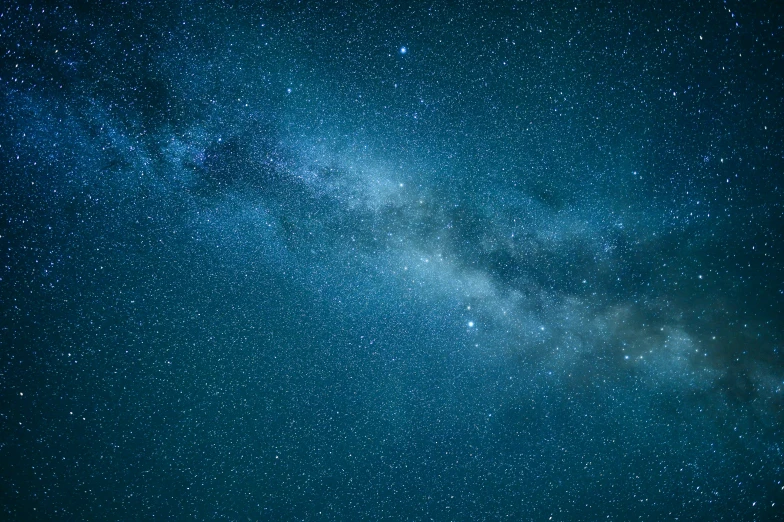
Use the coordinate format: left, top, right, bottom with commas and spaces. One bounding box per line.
468, 321, 475, 328
400, 46, 407, 54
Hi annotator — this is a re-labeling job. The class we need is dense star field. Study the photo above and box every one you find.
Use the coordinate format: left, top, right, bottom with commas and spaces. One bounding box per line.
2, 1, 783, 520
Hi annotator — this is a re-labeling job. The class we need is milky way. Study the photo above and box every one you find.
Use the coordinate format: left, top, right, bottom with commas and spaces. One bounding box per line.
2, 2, 783, 520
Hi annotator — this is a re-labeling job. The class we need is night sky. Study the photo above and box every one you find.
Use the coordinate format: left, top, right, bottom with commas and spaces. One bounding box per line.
2, 1, 784, 520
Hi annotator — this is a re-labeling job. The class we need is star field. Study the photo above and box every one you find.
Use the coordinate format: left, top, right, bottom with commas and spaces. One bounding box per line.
1, 1, 783, 520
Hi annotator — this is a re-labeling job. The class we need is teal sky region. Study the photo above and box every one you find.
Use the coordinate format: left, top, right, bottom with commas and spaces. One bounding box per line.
1, 1, 783, 520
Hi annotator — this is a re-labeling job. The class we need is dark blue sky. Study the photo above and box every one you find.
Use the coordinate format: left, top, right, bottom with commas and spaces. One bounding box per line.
1, 1, 783, 520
